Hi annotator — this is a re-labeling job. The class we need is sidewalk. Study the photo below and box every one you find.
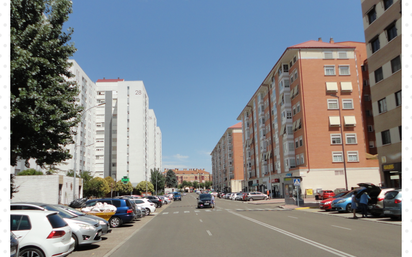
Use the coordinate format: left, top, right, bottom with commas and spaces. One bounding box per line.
247, 198, 320, 210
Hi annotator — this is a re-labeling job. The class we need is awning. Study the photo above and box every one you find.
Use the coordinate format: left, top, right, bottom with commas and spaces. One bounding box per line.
251, 183, 259, 187
344, 116, 356, 126
290, 87, 296, 98
341, 82, 353, 92
326, 82, 338, 92
292, 121, 297, 131
296, 119, 301, 130
329, 116, 341, 126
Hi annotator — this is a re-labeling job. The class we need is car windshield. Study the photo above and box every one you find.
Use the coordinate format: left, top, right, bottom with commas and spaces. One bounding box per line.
199, 194, 212, 200
57, 205, 86, 216
335, 192, 349, 198
43, 205, 77, 219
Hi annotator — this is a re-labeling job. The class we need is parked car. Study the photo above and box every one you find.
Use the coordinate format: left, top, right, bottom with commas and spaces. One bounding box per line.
56, 205, 112, 235
197, 194, 214, 208
11, 210, 75, 257
10, 232, 19, 257
369, 187, 395, 217
316, 190, 335, 200
235, 192, 245, 201
11, 203, 103, 249
230, 193, 237, 200
85, 198, 135, 228
383, 189, 402, 220
319, 191, 349, 211
144, 196, 163, 207
161, 195, 171, 204
331, 183, 381, 213
245, 192, 268, 201
114, 196, 142, 220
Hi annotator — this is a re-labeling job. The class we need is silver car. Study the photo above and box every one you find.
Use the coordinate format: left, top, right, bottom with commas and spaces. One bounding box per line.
10, 202, 103, 249
245, 192, 268, 201
383, 189, 402, 220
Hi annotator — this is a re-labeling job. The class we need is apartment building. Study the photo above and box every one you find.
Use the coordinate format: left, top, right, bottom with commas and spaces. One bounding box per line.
361, 0, 401, 188
237, 39, 380, 198
95, 79, 161, 186
211, 122, 244, 193
164, 168, 211, 184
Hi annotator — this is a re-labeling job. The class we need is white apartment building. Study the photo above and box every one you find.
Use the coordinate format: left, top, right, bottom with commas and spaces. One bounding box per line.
147, 109, 162, 173
95, 79, 161, 186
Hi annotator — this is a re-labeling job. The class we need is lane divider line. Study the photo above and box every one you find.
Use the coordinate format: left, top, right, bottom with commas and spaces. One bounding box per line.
331, 225, 351, 230
206, 230, 212, 236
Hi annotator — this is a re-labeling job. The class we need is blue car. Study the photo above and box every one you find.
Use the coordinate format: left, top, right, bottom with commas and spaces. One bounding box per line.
331, 183, 381, 213
86, 198, 135, 228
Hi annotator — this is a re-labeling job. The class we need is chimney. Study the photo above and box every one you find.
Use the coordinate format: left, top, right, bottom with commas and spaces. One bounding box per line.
329, 38, 334, 43
318, 37, 322, 42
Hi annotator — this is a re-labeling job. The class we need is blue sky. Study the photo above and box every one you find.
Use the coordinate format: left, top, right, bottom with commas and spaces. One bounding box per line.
65, 0, 367, 174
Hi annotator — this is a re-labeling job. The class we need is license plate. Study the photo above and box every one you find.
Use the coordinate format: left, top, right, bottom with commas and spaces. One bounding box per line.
204, 203, 209, 205
384, 210, 391, 214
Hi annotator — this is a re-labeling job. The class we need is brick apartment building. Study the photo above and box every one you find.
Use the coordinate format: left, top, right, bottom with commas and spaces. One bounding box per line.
361, 0, 401, 188
164, 168, 211, 185
237, 38, 380, 199
211, 122, 244, 193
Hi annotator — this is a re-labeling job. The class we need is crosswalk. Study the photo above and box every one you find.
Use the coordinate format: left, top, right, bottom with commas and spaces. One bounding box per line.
160, 207, 284, 215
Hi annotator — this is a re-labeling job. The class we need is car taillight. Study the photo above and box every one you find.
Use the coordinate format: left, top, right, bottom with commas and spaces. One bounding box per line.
127, 209, 133, 214
395, 199, 402, 204
378, 197, 384, 201
47, 230, 66, 239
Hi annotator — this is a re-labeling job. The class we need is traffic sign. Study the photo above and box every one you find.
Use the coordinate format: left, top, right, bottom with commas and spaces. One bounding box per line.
121, 176, 129, 184
293, 178, 300, 186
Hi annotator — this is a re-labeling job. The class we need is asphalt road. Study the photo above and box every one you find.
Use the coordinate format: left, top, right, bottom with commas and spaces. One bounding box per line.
108, 194, 401, 257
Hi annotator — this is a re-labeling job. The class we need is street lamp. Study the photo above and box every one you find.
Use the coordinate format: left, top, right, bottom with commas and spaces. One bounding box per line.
73, 102, 106, 201
330, 95, 348, 191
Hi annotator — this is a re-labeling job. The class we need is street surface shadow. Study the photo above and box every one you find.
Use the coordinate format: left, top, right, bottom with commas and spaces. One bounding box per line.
75, 244, 100, 251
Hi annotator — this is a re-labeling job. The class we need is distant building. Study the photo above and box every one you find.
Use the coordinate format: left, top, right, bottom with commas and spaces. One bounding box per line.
237, 38, 380, 198
211, 122, 244, 192
95, 79, 162, 186
361, 0, 401, 188
164, 168, 211, 185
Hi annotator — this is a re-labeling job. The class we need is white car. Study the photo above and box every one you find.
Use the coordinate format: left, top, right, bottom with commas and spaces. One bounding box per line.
230, 193, 237, 200
130, 198, 156, 215
11, 210, 75, 257
162, 196, 171, 204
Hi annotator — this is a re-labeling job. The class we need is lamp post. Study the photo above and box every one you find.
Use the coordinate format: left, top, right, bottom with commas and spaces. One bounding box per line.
73, 102, 105, 201
330, 95, 348, 191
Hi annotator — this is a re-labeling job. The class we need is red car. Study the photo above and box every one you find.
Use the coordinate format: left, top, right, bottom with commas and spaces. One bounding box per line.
319, 191, 349, 211
316, 190, 335, 200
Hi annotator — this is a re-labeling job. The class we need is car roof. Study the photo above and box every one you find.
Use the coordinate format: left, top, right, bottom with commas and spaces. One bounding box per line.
11, 209, 58, 216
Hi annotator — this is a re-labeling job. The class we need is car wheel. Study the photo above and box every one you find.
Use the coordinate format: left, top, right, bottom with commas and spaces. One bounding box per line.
249, 198, 253, 201
145, 208, 151, 215
72, 234, 79, 249
346, 203, 352, 213
109, 216, 121, 228
19, 247, 45, 257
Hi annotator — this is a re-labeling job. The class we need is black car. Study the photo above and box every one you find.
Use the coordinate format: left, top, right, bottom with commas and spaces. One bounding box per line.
197, 194, 214, 208
144, 196, 163, 208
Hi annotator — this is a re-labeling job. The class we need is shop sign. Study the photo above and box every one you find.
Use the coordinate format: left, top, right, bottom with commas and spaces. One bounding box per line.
285, 173, 292, 177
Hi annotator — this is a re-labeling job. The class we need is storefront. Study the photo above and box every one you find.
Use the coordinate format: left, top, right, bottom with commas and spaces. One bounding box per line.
382, 162, 401, 188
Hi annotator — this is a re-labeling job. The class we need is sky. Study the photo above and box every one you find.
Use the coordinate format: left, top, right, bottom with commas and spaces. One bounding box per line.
64, 0, 368, 173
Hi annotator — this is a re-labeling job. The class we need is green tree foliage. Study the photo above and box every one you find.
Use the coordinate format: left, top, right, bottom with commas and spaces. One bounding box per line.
66, 170, 80, 178
79, 171, 93, 197
11, 0, 82, 168
204, 181, 212, 189
165, 169, 177, 188
88, 177, 110, 198
17, 168, 43, 175
192, 181, 199, 189
10, 174, 19, 199
115, 180, 133, 195
199, 183, 205, 189
135, 181, 154, 195
150, 168, 165, 194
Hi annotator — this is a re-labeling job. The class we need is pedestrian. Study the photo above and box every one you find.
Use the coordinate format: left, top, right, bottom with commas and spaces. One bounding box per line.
211, 194, 215, 209
359, 192, 370, 218
351, 192, 358, 219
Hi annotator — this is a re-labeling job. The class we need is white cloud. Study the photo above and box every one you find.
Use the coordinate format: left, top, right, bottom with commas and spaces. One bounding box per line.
173, 154, 189, 159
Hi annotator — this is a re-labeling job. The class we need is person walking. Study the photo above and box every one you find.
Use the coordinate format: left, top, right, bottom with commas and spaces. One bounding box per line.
359, 192, 371, 218
211, 194, 215, 209
351, 192, 358, 219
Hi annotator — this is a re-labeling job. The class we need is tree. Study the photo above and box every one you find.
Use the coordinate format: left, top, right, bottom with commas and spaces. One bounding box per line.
150, 168, 165, 194
165, 169, 177, 188
104, 176, 116, 197
135, 181, 154, 195
79, 171, 94, 197
88, 177, 110, 198
10, 174, 19, 199
192, 181, 199, 189
16, 168, 43, 175
66, 170, 80, 178
204, 181, 213, 189
115, 180, 133, 195
11, 0, 82, 168
199, 183, 205, 189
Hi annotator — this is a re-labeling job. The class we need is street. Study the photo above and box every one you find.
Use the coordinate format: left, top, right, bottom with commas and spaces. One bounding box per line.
103, 193, 400, 257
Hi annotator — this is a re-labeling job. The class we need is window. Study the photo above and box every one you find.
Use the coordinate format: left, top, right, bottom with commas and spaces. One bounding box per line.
339, 65, 350, 75
328, 99, 339, 109
324, 52, 333, 59
384, 0, 393, 10
296, 156, 300, 165
381, 130, 391, 145
368, 6, 377, 24
293, 56, 297, 63
374, 67, 383, 83
295, 139, 299, 148
347, 151, 359, 162
364, 94, 370, 101
346, 134, 357, 144
371, 37, 380, 53
395, 91, 401, 107
296, 102, 301, 113
386, 23, 397, 41
332, 152, 343, 162
366, 110, 373, 117
287, 111, 292, 119
338, 51, 347, 59
391, 56, 401, 73
378, 98, 387, 113
287, 126, 293, 135
399, 126, 401, 140
331, 134, 342, 144
324, 66, 336, 75
369, 141, 375, 148
326, 82, 338, 92
299, 136, 303, 147
300, 153, 304, 164
293, 105, 296, 115
368, 125, 374, 132
342, 99, 353, 109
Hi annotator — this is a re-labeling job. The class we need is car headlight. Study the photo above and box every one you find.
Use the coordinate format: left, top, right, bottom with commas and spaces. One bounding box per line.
337, 199, 345, 204
75, 222, 95, 231
99, 220, 107, 225
325, 201, 332, 205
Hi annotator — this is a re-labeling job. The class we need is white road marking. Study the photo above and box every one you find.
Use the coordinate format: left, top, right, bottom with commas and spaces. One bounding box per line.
194, 210, 200, 212
331, 225, 351, 230
288, 216, 298, 219
206, 230, 212, 236
229, 211, 356, 257
199, 219, 203, 223
205, 210, 211, 212
184, 211, 190, 213
173, 211, 179, 214
162, 212, 168, 215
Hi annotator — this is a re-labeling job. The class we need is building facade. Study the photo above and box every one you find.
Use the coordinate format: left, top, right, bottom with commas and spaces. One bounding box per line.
361, 0, 401, 188
95, 79, 161, 186
211, 122, 244, 193
164, 168, 211, 185
237, 39, 380, 198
